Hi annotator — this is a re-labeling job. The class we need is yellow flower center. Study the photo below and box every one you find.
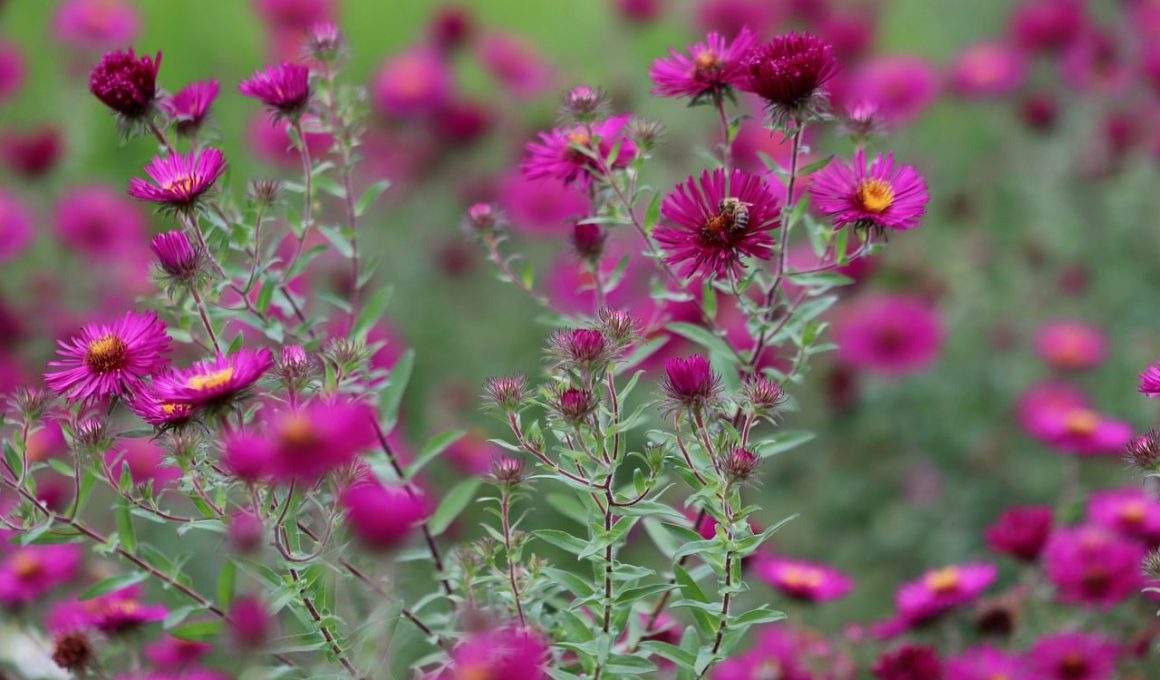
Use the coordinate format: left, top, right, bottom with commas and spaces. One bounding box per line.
566, 130, 590, 148
457, 664, 492, 680
924, 567, 961, 595
694, 50, 720, 71
10, 551, 42, 579
162, 174, 200, 196
1120, 501, 1147, 525
188, 367, 234, 392
84, 334, 129, 373
856, 179, 895, 214
278, 414, 322, 452
780, 565, 824, 590
1064, 409, 1099, 436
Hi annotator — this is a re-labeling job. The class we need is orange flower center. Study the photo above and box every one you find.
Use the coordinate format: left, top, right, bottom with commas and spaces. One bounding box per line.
457, 664, 492, 680
1060, 652, 1087, 674
924, 567, 961, 595
85, 334, 129, 374
163, 174, 200, 196
1120, 501, 1147, 525
278, 414, 323, 452
1064, 409, 1099, 436
161, 402, 192, 418
780, 565, 824, 590
694, 50, 720, 71
10, 551, 42, 579
188, 367, 234, 392
856, 179, 894, 214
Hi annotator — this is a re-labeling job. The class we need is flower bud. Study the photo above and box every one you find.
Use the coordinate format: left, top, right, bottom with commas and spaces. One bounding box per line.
561, 85, 608, 124
661, 355, 721, 415
51, 631, 94, 673
464, 202, 503, 236
570, 222, 606, 262
491, 456, 526, 487
307, 22, 344, 64
1125, 429, 1160, 473
742, 375, 786, 415
484, 375, 528, 412
228, 510, 265, 554
151, 231, 201, 281
723, 447, 760, 482
549, 328, 609, 371
228, 596, 273, 650
247, 178, 282, 206
597, 308, 639, 347
557, 387, 597, 424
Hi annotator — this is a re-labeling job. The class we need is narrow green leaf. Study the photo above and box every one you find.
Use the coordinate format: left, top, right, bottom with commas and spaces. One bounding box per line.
405, 429, 466, 480
428, 478, 481, 537
355, 179, 392, 217
352, 285, 394, 344
79, 572, 149, 600
116, 500, 137, 554
378, 349, 415, 430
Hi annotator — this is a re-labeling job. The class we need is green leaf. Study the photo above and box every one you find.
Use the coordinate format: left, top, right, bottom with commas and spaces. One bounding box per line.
351, 285, 393, 344
673, 564, 709, 603
640, 641, 698, 670
731, 607, 786, 628
614, 583, 675, 605
542, 567, 596, 599
796, 154, 834, 177
535, 529, 590, 557
378, 349, 415, 430
643, 192, 662, 234
79, 572, 149, 600
666, 323, 737, 365
428, 478, 480, 537
218, 559, 237, 609
170, 620, 224, 642
355, 180, 392, 217
116, 500, 136, 554
405, 429, 466, 480
753, 431, 815, 459
785, 271, 854, 288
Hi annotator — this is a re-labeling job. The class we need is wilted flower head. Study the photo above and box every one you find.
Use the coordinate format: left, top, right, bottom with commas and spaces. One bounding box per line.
150, 231, 201, 282
484, 375, 528, 411
51, 631, 94, 674
128, 148, 227, 212
341, 477, 429, 549
649, 27, 757, 102
653, 168, 782, 279
45, 311, 171, 403
756, 555, 854, 602
88, 48, 161, 119
985, 506, 1053, 561
240, 62, 311, 119
162, 80, 219, 137
740, 32, 838, 123
661, 354, 721, 414
9, 386, 55, 422
71, 416, 113, 453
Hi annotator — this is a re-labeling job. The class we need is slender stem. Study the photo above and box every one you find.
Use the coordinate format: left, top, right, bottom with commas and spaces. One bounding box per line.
507, 413, 602, 488
289, 567, 363, 678
189, 286, 221, 354
500, 491, 527, 627
715, 95, 733, 173
483, 234, 565, 315
281, 119, 315, 286
322, 65, 363, 330
148, 121, 173, 155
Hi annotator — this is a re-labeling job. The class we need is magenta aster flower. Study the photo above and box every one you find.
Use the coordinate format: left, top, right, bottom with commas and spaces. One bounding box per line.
1138, 360, 1160, 397
1034, 320, 1107, 370
478, 32, 551, 99
809, 148, 929, 233
1086, 487, 1160, 546
227, 595, 273, 650
150, 231, 200, 280
946, 645, 1028, 680
740, 32, 838, 116
0, 190, 34, 264
649, 27, 757, 101
45, 311, 171, 403
129, 390, 197, 428
240, 63, 311, 118
654, 168, 781, 279
49, 586, 168, 635
151, 348, 272, 407
755, 555, 854, 602
834, 295, 944, 376
661, 354, 721, 413
0, 546, 81, 609
371, 48, 453, 119
341, 478, 429, 549
896, 563, 997, 624
443, 626, 550, 680
949, 43, 1026, 98
54, 0, 140, 49
145, 636, 211, 668
712, 626, 820, 680
1032, 402, 1132, 457
1010, 0, 1083, 53
54, 185, 148, 260
0, 41, 25, 105
985, 506, 1053, 561
89, 48, 161, 119
0, 126, 63, 178
872, 644, 943, 680
1027, 632, 1119, 680
497, 171, 588, 235
521, 115, 637, 187
1043, 525, 1145, 609
842, 56, 940, 125
128, 147, 227, 211
162, 80, 219, 136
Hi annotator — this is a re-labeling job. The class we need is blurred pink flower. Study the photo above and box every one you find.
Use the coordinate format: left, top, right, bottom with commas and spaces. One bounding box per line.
54, 185, 148, 259
695, 0, 779, 38
649, 27, 757, 100
0, 545, 81, 609
1086, 487, 1160, 546
522, 115, 636, 187
249, 113, 334, 167
498, 171, 589, 235
985, 506, 1053, 561
949, 42, 1026, 97
1009, 0, 1084, 53
49, 586, 168, 635
755, 555, 854, 602
1044, 525, 1145, 609
834, 295, 943, 376
946, 645, 1028, 680
104, 438, 181, 489
372, 48, 453, 119
1061, 29, 1128, 93
0, 41, 25, 104
841, 56, 940, 125
0, 190, 34, 263
1027, 632, 1119, 680
0, 127, 64, 179
54, 0, 140, 50
895, 563, 997, 624
478, 33, 551, 98
1033, 320, 1107, 370
443, 626, 549, 680
341, 476, 428, 549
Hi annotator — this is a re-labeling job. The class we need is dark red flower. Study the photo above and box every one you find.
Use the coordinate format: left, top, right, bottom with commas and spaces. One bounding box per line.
88, 48, 161, 118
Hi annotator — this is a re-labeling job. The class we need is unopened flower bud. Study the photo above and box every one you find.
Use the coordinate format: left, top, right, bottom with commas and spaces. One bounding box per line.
557, 387, 597, 424
464, 202, 503, 236
247, 178, 282, 206
561, 85, 608, 124
570, 222, 606, 262
491, 456, 526, 487
723, 447, 760, 482
307, 22, 344, 64
1125, 430, 1160, 473
484, 375, 528, 412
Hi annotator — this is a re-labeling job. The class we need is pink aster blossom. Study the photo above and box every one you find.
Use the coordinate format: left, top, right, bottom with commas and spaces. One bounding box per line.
254, 0, 335, 31
445, 432, 502, 476
985, 506, 1053, 561
443, 626, 549, 680
49, 586, 168, 635
162, 80, 219, 137
755, 555, 854, 602
104, 438, 181, 490
740, 32, 838, 113
1027, 632, 1119, 680
840, 56, 940, 125
1138, 360, 1160, 397
0, 190, 34, 263
54, 185, 148, 259
649, 27, 757, 101
521, 114, 636, 187
946, 645, 1028, 680
45, 311, 171, 403
128, 147, 227, 211
1026, 399, 1132, 457
1010, 0, 1084, 53
478, 33, 551, 99
654, 168, 781, 279
712, 626, 818, 680
834, 295, 943, 376
340, 477, 429, 549
54, 0, 139, 50
949, 42, 1027, 98
696, 0, 778, 38
0, 127, 64, 178
1086, 487, 1160, 546
129, 390, 198, 428
1061, 30, 1128, 93
240, 62, 311, 118
496, 171, 588, 235
228, 595, 273, 649
662, 354, 722, 413
151, 348, 272, 407
0, 41, 25, 104
1043, 525, 1145, 609
1016, 382, 1088, 439
896, 563, 997, 624
145, 636, 211, 668
0, 545, 82, 609
371, 48, 452, 119
1034, 320, 1107, 370
809, 148, 929, 232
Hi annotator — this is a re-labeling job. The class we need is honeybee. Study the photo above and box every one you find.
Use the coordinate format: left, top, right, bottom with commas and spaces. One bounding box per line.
718, 197, 753, 233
